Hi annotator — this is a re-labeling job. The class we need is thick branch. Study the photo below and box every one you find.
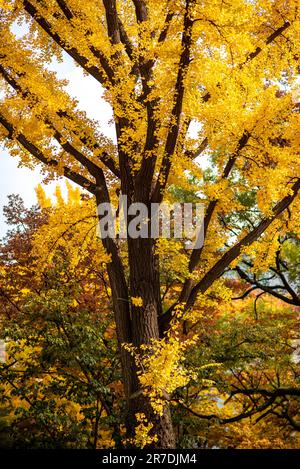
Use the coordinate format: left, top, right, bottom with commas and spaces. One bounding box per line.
189, 131, 250, 273
152, 0, 195, 203
0, 61, 120, 178
55, 0, 73, 21
102, 0, 121, 45
242, 21, 291, 66
132, 0, 148, 23
117, 17, 139, 77
0, 113, 97, 195
131, 7, 175, 201
160, 178, 300, 333
186, 178, 300, 309
51, 127, 101, 178
23, 0, 113, 85
177, 131, 250, 307
185, 137, 209, 160
158, 10, 175, 44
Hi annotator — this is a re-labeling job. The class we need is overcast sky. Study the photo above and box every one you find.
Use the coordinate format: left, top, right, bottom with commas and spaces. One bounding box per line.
0, 50, 114, 238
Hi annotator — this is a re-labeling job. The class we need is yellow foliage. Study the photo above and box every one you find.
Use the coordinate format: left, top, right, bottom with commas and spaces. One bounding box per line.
35, 184, 51, 209
124, 326, 197, 416
131, 296, 143, 307
127, 413, 157, 449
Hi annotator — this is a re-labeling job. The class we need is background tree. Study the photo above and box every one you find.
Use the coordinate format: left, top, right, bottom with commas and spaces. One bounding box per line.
0, 189, 124, 448
171, 290, 300, 448
1, 0, 300, 447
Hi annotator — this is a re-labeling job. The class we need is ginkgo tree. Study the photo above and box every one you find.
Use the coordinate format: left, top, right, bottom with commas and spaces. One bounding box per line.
1, 0, 300, 448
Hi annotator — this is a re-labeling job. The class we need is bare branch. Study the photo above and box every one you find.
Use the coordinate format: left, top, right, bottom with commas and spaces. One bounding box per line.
236, 265, 300, 306
173, 396, 277, 424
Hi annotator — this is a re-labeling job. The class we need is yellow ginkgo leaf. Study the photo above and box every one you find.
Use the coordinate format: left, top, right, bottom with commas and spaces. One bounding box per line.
131, 297, 143, 307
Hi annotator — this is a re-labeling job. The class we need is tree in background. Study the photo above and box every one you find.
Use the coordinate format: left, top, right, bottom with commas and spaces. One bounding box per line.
172, 290, 300, 448
0, 189, 123, 448
1, 0, 300, 446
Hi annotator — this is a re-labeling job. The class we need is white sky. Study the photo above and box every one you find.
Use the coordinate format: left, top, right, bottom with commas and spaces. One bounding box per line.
0, 51, 114, 238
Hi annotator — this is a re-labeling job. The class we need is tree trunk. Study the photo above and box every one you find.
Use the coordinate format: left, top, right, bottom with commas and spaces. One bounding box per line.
97, 192, 175, 447
126, 236, 176, 448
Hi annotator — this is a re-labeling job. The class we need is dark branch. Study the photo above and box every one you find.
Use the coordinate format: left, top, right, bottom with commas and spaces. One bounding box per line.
202, 20, 291, 102
174, 396, 276, 424
158, 10, 175, 43
230, 387, 300, 398
55, 0, 73, 21
0, 61, 120, 178
102, 0, 121, 46
132, 0, 148, 23
23, 0, 113, 85
152, 0, 195, 203
186, 178, 300, 309
0, 112, 98, 195
235, 265, 300, 306
185, 137, 209, 160
160, 178, 300, 333
241, 21, 291, 66
175, 130, 250, 309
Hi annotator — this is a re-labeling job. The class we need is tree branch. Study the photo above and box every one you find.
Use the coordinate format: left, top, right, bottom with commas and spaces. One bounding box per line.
174, 395, 276, 424
23, 0, 113, 85
202, 20, 291, 102
241, 21, 291, 66
186, 178, 300, 309
117, 17, 139, 77
0, 112, 98, 195
235, 265, 300, 306
0, 61, 120, 178
177, 131, 250, 307
152, 0, 195, 203
185, 137, 209, 160
230, 387, 300, 398
160, 178, 300, 333
55, 0, 73, 21
132, 0, 148, 23
102, 0, 121, 46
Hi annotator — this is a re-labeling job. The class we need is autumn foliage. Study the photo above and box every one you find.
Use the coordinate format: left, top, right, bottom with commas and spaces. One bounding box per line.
0, 0, 300, 448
